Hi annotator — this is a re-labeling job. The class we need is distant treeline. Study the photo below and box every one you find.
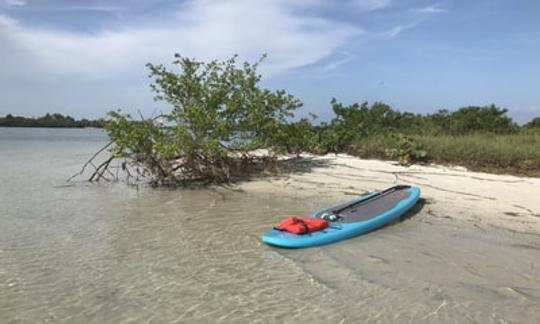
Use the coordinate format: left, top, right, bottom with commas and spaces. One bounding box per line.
0, 113, 105, 128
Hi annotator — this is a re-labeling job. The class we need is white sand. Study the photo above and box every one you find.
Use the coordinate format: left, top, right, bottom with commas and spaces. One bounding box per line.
238, 154, 540, 236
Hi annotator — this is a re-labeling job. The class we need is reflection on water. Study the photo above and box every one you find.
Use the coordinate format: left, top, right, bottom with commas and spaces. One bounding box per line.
1, 128, 539, 323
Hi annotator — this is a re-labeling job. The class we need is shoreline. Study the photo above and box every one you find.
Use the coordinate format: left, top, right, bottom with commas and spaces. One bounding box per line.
233, 154, 540, 236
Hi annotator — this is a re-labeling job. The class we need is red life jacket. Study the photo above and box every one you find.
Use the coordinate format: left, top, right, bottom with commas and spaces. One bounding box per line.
275, 216, 329, 234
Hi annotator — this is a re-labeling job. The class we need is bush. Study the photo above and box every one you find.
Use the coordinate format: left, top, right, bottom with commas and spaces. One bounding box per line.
428, 105, 518, 135
274, 116, 319, 156
323, 99, 403, 151
524, 117, 540, 129
384, 134, 428, 166
105, 55, 302, 184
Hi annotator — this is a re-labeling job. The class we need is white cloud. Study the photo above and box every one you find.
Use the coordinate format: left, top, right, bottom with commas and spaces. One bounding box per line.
321, 51, 357, 71
0, 0, 362, 81
380, 3, 447, 38
417, 5, 447, 14
4, 0, 26, 6
44, 5, 125, 12
350, 0, 391, 11
383, 23, 418, 37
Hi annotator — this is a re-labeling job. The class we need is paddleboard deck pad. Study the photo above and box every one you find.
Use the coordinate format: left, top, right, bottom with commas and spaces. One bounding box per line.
261, 185, 420, 248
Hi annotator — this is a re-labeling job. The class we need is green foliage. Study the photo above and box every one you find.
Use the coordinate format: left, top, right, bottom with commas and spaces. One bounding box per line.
147, 54, 301, 151
0, 113, 104, 128
306, 101, 527, 157
328, 99, 401, 150
345, 132, 540, 176
274, 117, 318, 156
426, 105, 518, 135
311, 122, 342, 154
307, 99, 395, 153
524, 117, 540, 129
415, 132, 540, 175
105, 54, 302, 183
384, 134, 428, 166
99, 54, 540, 184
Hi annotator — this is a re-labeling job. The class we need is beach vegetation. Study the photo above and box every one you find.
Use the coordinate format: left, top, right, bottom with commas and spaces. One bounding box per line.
103, 54, 302, 184
76, 55, 540, 184
524, 117, 540, 129
384, 134, 428, 166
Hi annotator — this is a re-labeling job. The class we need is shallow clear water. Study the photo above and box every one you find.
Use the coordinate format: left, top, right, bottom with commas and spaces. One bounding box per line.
1, 128, 539, 323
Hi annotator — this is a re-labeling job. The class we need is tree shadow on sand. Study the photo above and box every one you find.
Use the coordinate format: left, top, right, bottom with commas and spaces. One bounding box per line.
227, 156, 335, 185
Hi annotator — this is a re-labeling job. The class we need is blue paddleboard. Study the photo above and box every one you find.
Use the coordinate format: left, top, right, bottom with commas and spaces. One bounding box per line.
261, 185, 420, 248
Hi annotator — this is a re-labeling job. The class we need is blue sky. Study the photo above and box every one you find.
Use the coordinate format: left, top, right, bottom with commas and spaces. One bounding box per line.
1, 0, 539, 123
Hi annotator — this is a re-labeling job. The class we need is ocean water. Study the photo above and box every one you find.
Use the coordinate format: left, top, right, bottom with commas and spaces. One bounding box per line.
1, 127, 539, 323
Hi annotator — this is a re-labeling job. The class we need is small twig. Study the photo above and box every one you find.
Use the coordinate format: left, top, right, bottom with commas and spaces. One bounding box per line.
67, 141, 112, 182
89, 156, 114, 182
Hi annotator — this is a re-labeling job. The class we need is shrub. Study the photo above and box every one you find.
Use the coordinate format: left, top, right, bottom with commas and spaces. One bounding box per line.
524, 117, 540, 129
385, 134, 428, 166
105, 55, 302, 184
429, 105, 518, 135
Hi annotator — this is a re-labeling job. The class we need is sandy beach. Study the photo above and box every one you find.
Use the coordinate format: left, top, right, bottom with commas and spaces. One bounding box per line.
239, 154, 540, 236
